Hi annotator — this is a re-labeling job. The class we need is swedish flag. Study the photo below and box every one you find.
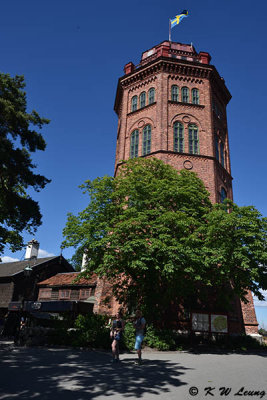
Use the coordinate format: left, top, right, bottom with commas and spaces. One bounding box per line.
171, 10, 189, 28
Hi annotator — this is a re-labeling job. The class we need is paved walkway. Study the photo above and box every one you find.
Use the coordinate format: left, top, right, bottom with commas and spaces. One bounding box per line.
0, 343, 266, 399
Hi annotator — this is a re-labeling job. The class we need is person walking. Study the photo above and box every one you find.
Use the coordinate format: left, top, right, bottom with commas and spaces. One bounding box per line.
134, 310, 146, 365
110, 311, 124, 363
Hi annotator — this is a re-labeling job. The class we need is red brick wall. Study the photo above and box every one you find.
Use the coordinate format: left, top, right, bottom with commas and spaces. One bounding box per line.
241, 291, 259, 334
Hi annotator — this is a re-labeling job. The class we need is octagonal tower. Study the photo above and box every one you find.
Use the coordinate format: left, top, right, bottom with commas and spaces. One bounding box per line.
113, 41, 258, 335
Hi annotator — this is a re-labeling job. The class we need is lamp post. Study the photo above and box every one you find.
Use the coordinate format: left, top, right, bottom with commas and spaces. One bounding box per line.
23, 266, 33, 278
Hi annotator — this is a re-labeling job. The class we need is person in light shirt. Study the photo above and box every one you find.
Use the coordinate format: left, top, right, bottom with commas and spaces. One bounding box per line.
133, 310, 146, 365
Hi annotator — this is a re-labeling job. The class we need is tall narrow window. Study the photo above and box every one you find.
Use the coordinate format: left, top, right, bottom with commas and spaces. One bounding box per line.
188, 124, 199, 154
131, 96, 138, 112
215, 135, 219, 161
220, 142, 225, 168
171, 85, 179, 102
142, 124, 151, 155
182, 87, 189, 103
148, 88, 155, 104
220, 187, 227, 203
173, 122, 184, 153
140, 92, 146, 108
130, 129, 139, 158
192, 88, 199, 104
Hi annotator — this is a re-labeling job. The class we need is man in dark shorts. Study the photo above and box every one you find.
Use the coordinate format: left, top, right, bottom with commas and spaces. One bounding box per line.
110, 311, 124, 363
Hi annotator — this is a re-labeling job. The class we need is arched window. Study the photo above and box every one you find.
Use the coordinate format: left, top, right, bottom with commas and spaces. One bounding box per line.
130, 130, 139, 158
182, 87, 189, 103
188, 124, 199, 154
140, 92, 146, 108
220, 187, 227, 203
148, 88, 155, 104
131, 96, 138, 112
192, 88, 199, 104
220, 142, 225, 168
171, 85, 179, 102
173, 122, 184, 153
142, 124, 151, 155
215, 135, 219, 160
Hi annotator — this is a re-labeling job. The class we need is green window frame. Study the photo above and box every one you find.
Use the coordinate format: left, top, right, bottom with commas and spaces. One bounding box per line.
130, 129, 139, 158
182, 87, 189, 103
148, 88, 155, 104
173, 122, 184, 153
192, 88, 199, 104
131, 96, 138, 112
142, 124, 151, 155
188, 124, 199, 154
140, 92, 146, 108
171, 85, 179, 102
220, 187, 227, 203
220, 142, 225, 168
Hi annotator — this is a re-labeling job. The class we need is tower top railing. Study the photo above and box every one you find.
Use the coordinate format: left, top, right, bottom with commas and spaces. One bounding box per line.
124, 41, 211, 75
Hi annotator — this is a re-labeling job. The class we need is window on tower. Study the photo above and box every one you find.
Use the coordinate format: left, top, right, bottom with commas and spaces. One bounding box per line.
188, 124, 199, 154
130, 129, 139, 158
215, 134, 219, 161
220, 142, 225, 168
148, 88, 155, 104
142, 124, 151, 155
171, 85, 179, 102
131, 96, 138, 112
140, 92, 146, 108
220, 187, 227, 203
192, 88, 199, 104
173, 122, 184, 153
182, 87, 189, 103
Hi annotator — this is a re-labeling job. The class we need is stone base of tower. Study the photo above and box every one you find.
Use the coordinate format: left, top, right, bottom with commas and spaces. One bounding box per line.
240, 290, 259, 335
93, 278, 260, 340
93, 277, 121, 316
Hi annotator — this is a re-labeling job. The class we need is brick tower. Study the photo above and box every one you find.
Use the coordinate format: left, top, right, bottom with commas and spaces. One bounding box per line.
113, 41, 258, 335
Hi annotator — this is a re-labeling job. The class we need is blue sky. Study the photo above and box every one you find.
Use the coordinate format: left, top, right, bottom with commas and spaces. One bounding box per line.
0, 0, 266, 326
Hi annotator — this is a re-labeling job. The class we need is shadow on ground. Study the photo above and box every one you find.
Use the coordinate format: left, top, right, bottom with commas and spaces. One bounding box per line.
0, 346, 189, 399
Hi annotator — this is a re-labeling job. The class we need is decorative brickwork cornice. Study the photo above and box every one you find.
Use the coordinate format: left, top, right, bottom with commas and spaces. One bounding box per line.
168, 74, 204, 84
128, 76, 157, 93
127, 102, 156, 117
121, 58, 211, 87
115, 151, 233, 180
168, 100, 205, 109
114, 57, 231, 114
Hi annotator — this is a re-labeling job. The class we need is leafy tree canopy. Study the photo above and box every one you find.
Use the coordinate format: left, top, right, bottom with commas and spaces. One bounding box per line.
62, 158, 267, 317
0, 73, 50, 255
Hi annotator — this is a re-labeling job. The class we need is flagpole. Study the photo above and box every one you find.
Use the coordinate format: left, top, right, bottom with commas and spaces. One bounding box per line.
169, 19, 171, 42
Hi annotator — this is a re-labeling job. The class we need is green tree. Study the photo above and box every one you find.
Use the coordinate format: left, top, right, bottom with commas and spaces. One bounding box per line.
62, 158, 267, 319
0, 73, 50, 255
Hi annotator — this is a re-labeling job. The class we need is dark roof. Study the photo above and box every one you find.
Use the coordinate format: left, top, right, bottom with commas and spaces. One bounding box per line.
38, 272, 97, 287
0, 257, 59, 277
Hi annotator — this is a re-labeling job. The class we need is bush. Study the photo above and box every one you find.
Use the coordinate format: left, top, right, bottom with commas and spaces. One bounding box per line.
122, 321, 136, 350
258, 328, 267, 336
122, 322, 188, 351
214, 333, 266, 351
144, 326, 178, 350
72, 314, 110, 348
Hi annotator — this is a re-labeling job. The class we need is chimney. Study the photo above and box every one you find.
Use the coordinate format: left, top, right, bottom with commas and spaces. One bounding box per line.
25, 239, 39, 260
81, 249, 88, 272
